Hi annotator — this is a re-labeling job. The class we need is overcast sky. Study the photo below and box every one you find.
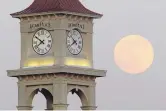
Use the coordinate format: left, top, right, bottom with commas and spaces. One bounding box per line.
1, 0, 166, 110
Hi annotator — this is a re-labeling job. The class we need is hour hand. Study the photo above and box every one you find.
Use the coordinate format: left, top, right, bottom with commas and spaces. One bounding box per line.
35, 36, 44, 44
68, 40, 76, 48
37, 40, 45, 47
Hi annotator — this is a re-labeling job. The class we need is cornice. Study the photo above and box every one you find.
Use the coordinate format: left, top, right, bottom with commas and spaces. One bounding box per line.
7, 65, 106, 77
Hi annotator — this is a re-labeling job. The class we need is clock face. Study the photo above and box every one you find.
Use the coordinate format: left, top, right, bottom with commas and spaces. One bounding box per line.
32, 29, 52, 55
67, 29, 83, 55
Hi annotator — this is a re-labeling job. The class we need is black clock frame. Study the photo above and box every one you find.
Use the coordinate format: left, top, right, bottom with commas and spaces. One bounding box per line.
66, 28, 83, 55
32, 28, 53, 55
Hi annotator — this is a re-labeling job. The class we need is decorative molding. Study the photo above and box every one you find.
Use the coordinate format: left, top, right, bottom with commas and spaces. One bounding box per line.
15, 11, 101, 19
19, 12, 96, 24
40, 75, 43, 80
7, 65, 106, 78
33, 75, 36, 80
16, 72, 97, 86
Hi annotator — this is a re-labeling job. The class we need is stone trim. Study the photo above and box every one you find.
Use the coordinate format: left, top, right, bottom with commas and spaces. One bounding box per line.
52, 104, 69, 110
81, 106, 97, 110
12, 11, 101, 19
17, 106, 33, 110
7, 65, 106, 77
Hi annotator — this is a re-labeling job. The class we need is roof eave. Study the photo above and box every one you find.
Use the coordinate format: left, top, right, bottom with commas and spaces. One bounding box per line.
11, 11, 103, 19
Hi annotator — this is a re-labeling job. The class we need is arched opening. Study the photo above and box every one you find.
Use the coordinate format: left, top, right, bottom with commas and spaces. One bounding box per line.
29, 88, 53, 110
67, 88, 88, 110
32, 91, 46, 110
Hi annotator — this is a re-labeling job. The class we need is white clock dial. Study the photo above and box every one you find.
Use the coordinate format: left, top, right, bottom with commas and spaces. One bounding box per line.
67, 29, 83, 55
32, 29, 52, 55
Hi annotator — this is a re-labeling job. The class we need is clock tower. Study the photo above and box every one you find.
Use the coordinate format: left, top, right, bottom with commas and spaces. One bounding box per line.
7, 0, 106, 110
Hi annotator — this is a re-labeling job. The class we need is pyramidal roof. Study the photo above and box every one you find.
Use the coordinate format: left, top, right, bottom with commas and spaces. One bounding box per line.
11, 0, 102, 18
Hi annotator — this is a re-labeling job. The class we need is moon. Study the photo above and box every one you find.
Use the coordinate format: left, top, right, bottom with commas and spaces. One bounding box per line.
114, 35, 154, 74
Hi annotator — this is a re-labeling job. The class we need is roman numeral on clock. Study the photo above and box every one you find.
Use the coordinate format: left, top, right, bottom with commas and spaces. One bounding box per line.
33, 29, 52, 55
67, 29, 83, 55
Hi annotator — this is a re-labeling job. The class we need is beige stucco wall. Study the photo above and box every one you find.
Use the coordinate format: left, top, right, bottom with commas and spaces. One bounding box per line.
19, 15, 94, 68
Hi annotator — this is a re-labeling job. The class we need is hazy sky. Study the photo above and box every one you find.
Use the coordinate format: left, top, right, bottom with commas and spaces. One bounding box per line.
1, 0, 166, 110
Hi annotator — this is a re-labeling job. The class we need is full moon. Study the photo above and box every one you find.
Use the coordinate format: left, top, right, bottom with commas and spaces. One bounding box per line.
114, 35, 154, 74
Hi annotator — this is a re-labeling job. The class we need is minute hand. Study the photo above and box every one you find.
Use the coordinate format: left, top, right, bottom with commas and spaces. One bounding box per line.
71, 36, 77, 45
68, 40, 76, 48
35, 36, 44, 44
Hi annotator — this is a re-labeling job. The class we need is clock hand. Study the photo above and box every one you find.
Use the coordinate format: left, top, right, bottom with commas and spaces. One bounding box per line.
72, 40, 77, 46
41, 40, 45, 44
70, 36, 78, 45
35, 36, 42, 41
37, 42, 42, 47
73, 39, 78, 45
68, 40, 76, 49
69, 35, 76, 43
35, 36, 44, 44
37, 40, 45, 47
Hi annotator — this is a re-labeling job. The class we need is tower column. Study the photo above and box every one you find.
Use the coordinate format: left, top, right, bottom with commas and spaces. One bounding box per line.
81, 85, 97, 110
17, 82, 33, 110
52, 104, 69, 110
52, 79, 68, 110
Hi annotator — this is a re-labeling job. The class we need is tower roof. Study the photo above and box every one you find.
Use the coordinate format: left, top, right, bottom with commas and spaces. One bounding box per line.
11, 0, 102, 18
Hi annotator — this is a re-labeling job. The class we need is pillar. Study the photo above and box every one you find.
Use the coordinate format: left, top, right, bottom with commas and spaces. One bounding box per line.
53, 79, 68, 110
81, 85, 97, 110
17, 82, 33, 110
52, 104, 69, 110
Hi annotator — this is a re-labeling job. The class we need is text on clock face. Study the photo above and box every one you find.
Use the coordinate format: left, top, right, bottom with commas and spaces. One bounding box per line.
67, 29, 83, 55
32, 29, 52, 55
